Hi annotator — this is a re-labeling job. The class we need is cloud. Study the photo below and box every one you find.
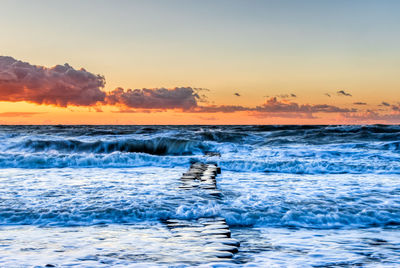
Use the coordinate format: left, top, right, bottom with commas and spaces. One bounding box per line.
342, 110, 400, 123
392, 104, 400, 112
193, 105, 249, 113
191, 97, 355, 118
111, 108, 165, 113
276, 93, 296, 98
256, 97, 355, 114
0, 56, 208, 111
3, 56, 383, 121
341, 102, 400, 123
337, 90, 352, 97
105, 87, 202, 110
0, 112, 44, 117
251, 111, 316, 119
0, 56, 106, 107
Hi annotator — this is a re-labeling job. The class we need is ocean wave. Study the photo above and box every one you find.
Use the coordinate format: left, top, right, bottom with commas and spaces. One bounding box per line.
222, 209, 400, 229
6, 137, 208, 156
0, 125, 400, 173
219, 158, 400, 174
0, 152, 194, 168
0, 152, 399, 174
0, 201, 398, 229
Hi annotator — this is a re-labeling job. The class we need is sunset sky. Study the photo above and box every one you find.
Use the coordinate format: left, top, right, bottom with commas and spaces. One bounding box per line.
1, 0, 399, 124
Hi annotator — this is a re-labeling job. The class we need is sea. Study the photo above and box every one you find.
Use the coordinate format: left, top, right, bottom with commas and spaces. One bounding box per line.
0, 125, 399, 267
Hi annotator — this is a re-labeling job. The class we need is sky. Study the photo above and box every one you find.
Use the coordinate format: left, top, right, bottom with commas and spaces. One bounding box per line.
0, 0, 399, 124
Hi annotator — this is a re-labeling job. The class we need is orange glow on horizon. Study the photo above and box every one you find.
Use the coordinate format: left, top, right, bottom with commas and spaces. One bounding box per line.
0, 101, 398, 125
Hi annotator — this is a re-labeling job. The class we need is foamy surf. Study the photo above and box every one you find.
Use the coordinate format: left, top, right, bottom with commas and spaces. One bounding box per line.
0, 125, 399, 267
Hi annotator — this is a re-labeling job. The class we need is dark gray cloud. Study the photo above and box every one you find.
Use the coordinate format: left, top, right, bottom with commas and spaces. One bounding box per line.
234, 93, 241, 97
0, 56, 206, 110
0, 56, 106, 107
337, 90, 352, 97
380, 101, 390, 107
353, 102, 367, 105
105, 87, 202, 110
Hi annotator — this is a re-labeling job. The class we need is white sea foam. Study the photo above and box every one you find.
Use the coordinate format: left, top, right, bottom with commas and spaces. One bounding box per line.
0, 125, 400, 266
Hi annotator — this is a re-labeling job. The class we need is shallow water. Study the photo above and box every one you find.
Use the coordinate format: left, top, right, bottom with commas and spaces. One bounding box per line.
0, 125, 399, 267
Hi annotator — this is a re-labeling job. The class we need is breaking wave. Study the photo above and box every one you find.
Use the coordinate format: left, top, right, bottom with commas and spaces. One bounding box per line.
1, 125, 400, 172
6, 137, 208, 155
1, 194, 399, 229
1, 152, 400, 174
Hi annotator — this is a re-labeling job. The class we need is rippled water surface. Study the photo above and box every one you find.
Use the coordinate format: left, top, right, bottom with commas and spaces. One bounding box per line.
0, 125, 400, 267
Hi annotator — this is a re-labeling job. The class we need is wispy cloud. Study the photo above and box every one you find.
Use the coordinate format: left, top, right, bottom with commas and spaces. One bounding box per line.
193, 105, 249, 113
256, 97, 354, 114
192, 97, 355, 118
353, 102, 367, 105
337, 90, 352, 97
380, 101, 390, 107
276, 93, 297, 98
392, 104, 400, 112
341, 110, 400, 123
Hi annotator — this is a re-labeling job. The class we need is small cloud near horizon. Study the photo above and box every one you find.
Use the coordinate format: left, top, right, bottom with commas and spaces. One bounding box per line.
276, 93, 297, 98
380, 101, 390, 107
341, 109, 400, 123
191, 97, 356, 118
337, 90, 352, 97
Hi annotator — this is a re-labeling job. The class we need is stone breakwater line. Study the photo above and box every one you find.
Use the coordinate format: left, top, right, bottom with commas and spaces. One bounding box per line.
180, 162, 222, 196
164, 161, 240, 262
